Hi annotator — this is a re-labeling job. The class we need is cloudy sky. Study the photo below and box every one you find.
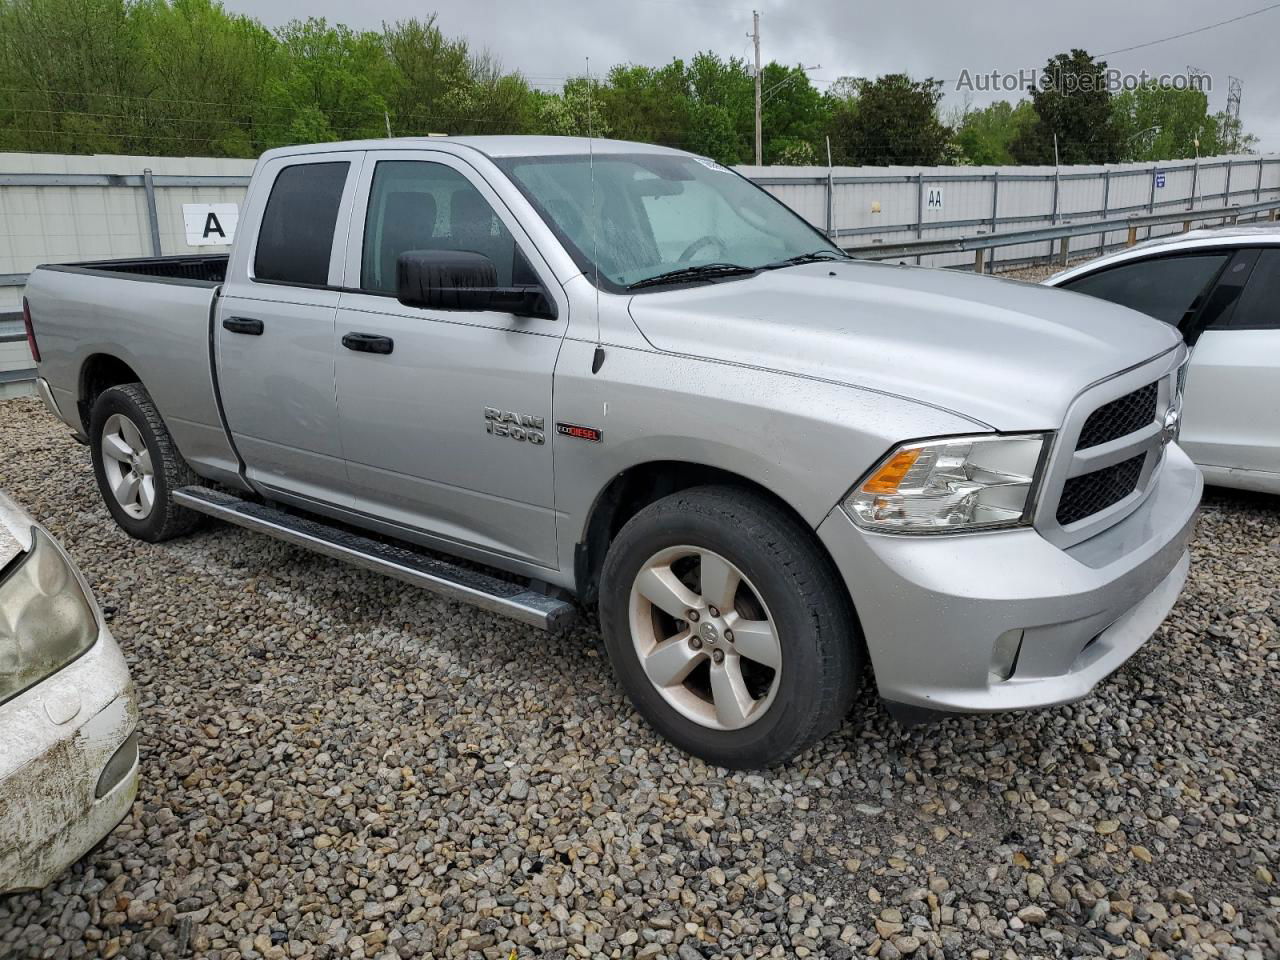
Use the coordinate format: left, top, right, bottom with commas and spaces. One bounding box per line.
222, 0, 1280, 152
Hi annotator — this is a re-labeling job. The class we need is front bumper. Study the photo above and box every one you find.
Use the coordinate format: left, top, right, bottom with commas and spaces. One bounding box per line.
0, 624, 139, 893
817, 442, 1202, 714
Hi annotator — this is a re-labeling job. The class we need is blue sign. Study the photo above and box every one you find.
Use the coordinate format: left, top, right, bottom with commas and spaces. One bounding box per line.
1155, 172, 1166, 189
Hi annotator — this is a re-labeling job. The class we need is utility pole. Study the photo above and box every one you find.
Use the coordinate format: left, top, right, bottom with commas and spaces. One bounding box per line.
752, 10, 762, 165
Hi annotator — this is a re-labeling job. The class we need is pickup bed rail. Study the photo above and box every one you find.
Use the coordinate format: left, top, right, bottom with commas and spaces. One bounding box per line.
41, 255, 228, 285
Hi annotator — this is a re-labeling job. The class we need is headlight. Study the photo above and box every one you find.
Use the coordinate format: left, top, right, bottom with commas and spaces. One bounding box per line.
0, 527, 98, 706
845, 433, 1048, 533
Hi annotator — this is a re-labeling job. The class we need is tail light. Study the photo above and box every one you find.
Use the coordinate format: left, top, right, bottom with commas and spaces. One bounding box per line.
22, 296, 40, 363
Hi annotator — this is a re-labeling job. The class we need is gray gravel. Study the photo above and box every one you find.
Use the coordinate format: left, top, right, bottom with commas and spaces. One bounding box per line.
1, 394, 1277, 960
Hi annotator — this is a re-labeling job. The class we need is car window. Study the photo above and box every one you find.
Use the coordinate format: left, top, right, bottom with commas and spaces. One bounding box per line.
1061, 253, 1230, 326
1193, 249, 1260, 334
361, 160, 522, 294
1220, 248, 1280, 329
496, 153, 838, 290
254, 162, 350, 286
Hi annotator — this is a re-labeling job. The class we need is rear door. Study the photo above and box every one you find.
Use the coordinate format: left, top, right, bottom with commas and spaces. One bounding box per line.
333, 150, 567, 569
1179, 247, 1280, 479
217, 153, 363, 506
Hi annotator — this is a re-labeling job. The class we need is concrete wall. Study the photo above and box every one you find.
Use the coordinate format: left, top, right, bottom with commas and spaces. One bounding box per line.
1, 152, 254, 391
0, 152, 254, 312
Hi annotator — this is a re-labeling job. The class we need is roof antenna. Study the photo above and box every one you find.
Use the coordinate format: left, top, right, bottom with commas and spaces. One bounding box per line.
586, 56, 605, 374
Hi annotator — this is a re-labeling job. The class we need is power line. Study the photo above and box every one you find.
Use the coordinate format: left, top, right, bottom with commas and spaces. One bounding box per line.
1099, 2, 1280, 57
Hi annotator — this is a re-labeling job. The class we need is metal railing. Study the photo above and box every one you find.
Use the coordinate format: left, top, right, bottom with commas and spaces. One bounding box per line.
754, 156, 1280, 242
842, 198, 1280, 272
3, 156, 1279, 287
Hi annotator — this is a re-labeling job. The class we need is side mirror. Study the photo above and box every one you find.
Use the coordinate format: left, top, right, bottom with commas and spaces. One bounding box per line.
396, 250, 557, 319
397, 250, 496, 311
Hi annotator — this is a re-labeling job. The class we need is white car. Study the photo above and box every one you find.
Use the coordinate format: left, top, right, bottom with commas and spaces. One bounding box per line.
0, 492, 138, 893
1046, 226, 1280, 493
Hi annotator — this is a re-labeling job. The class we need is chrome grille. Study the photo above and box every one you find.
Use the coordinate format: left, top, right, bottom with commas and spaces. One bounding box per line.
1076, 382, 1158, 450
1034, 350, 1184, 548
1056, 453, 1146, 526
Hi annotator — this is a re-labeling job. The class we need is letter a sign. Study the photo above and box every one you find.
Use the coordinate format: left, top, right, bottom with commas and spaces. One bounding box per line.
183, 203, 239, 246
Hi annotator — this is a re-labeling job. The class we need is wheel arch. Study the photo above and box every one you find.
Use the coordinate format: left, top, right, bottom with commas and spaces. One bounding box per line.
574, 460, 853, 617
77, 353, 143, 433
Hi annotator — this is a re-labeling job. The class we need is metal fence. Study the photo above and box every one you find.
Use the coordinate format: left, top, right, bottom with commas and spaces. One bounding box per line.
740, 153, 1280, 270
3, 150, 1279, 392
846, 198, 1280, 272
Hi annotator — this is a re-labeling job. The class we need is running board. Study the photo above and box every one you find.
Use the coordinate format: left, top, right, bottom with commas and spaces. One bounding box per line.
172, 486, 577, 632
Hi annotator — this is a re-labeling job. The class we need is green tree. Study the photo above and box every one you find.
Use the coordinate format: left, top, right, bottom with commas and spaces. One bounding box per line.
951, 99, 1036, 165
0, 0, 139, 154
530, 77, 609, 138
1011, 49, 1121, 164
129, 0, 279, 157
683, 52, 753, 163
260, 18, 389, 148
826, 74, 951, 165
381, 16, 471, 136
1111, 82, 1224, 161
380, 17, 530, 137
759, 62, 825, 164
1215, 109, 1258, 155
598, 62, 688, 146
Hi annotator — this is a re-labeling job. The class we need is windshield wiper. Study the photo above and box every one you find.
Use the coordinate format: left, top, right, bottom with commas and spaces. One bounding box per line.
763, 250, 851, 270
627, 262, 758, 290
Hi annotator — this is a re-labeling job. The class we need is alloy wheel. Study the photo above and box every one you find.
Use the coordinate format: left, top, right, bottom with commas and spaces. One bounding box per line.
628, 545, 782, 730
100, 413, 156, 519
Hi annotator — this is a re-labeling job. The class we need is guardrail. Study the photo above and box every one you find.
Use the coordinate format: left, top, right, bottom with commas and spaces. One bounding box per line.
842, 198, 1280, 271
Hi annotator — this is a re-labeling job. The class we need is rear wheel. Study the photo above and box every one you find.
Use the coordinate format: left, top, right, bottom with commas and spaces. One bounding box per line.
90, 383, 201, 542
599, 486, 861, 768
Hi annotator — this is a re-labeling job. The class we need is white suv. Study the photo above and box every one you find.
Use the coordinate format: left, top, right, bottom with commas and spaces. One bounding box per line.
1047, 226, 1280, 494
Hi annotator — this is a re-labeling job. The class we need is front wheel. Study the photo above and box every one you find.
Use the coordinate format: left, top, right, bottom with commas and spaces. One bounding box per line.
90, 383, 201, 542
598, 486, 861, 768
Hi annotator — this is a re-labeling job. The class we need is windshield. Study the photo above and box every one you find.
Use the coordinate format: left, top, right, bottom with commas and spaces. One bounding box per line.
495, 152, 841, 290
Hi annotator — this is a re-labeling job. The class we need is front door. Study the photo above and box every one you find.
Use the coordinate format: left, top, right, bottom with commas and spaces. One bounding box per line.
217, 153, 363, 506
1181, 247, 1280, 479
334, 152, 566, 569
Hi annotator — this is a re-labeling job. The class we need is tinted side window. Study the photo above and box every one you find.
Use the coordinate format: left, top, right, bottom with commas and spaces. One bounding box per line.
1062, 253, 1229, 326
254, 162, 350, 286
1222, 248, 1280, 329
361, 160, 519, 294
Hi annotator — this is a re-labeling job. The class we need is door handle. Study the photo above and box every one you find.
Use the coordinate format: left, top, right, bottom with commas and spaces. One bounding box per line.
222, 316, 264, 336
342, 332, 395, 355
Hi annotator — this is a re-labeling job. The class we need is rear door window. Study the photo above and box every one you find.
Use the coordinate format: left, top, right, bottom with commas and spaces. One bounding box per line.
254, 161, 350, 286
1061, 253, 1230, 327
1219, 248, 1280, 329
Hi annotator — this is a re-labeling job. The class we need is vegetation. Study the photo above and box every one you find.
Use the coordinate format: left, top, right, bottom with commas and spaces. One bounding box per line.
0, 0, 1257, 165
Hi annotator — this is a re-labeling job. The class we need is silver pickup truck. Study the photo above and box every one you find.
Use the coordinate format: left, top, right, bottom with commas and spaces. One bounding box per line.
22, 136, 1201, 767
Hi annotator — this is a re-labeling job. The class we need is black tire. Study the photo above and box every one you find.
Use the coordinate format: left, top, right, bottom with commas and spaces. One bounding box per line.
89, 383, 202, 542
599, 485, 861, 769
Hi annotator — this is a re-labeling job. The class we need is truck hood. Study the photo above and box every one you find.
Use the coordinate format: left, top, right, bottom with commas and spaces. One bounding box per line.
626, 260, 1181, 430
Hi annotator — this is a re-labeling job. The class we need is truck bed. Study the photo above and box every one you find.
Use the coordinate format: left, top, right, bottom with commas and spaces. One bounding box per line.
24, 256, 241, 484
40, 254, 228, 286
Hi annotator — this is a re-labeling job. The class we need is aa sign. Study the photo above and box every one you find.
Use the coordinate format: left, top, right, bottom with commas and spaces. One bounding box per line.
182, 203, 239, 246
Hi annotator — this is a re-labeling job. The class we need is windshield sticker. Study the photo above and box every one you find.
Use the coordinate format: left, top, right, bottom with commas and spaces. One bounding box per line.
694, 157, 732, 173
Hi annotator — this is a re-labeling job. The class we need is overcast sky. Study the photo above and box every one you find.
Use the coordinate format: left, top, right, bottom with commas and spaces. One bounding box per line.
222, 0, 1280, 152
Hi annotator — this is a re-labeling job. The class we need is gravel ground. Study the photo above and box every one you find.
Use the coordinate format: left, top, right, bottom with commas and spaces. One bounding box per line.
0, 394, 1277, 960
